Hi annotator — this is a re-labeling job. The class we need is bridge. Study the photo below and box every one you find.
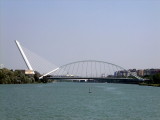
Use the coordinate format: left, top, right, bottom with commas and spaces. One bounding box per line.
15, 40, 143, 83
40, 60, 143, 83
45, 76, 140, 83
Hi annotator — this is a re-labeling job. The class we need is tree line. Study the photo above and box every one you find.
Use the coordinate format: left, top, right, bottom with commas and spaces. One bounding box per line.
143, 73, 160, 84
0, 68, 41, 84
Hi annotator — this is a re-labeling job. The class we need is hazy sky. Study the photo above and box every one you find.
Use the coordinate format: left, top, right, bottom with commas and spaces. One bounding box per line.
0, 0, 160, 71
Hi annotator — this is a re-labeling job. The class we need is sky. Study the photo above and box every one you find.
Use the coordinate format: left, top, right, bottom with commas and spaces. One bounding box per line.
0, 0, 160, 71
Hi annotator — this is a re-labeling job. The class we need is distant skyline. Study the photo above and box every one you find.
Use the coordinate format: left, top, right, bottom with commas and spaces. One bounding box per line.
0, 0, 160, 71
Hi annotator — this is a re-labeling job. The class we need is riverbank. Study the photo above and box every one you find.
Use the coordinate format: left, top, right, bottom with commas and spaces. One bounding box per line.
139, 82, 160, 87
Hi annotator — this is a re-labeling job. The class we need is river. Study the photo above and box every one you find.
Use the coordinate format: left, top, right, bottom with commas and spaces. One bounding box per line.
0, 82, 160, 120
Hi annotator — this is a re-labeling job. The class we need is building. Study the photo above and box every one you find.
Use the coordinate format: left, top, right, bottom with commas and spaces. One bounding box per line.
25, 70, 35, 75
114, 70, 130, 77
137, 70, 144, 77
115, 68, 160, 78
15, 69, 35, 75
129, 69, 137, 76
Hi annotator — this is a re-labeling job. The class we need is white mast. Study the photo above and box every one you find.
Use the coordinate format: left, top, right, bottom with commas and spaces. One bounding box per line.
15, 40, 34, 71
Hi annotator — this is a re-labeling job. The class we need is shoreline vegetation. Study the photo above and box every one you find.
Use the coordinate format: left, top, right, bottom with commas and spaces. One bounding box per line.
139, 72, 160, 87
0, 68, 160, 87
139, 83, 160, 87
0, 68, 41, 84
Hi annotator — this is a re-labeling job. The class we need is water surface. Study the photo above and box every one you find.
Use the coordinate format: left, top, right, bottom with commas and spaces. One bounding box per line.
0, 83, 160, 120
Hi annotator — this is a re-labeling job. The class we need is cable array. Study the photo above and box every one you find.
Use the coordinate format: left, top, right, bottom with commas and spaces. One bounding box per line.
21, 46, 57, 74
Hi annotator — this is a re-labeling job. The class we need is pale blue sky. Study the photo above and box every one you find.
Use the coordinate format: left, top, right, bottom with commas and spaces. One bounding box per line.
0, 0, 160, 70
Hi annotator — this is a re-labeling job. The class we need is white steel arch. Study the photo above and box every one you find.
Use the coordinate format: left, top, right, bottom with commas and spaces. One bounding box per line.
39, 60, 143, 80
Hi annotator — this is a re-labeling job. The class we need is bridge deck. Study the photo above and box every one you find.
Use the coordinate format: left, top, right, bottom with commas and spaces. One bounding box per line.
48, 77, 135, 80
46, 76, 140, 84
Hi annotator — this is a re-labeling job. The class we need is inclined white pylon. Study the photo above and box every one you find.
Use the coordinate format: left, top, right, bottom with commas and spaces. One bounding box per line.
15, 40, 34, 73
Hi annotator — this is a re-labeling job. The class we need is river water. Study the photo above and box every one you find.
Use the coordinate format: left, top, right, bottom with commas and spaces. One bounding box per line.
0, 82, 160, 120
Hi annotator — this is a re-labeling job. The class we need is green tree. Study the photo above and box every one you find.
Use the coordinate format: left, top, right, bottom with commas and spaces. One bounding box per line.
34, 71, 41, 82
0, 68, 42, 84
152, 73, 160, 84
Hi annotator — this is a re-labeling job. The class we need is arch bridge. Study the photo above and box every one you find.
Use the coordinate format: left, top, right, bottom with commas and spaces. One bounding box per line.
40, 60, 143, 83
15, 40, 143, 83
